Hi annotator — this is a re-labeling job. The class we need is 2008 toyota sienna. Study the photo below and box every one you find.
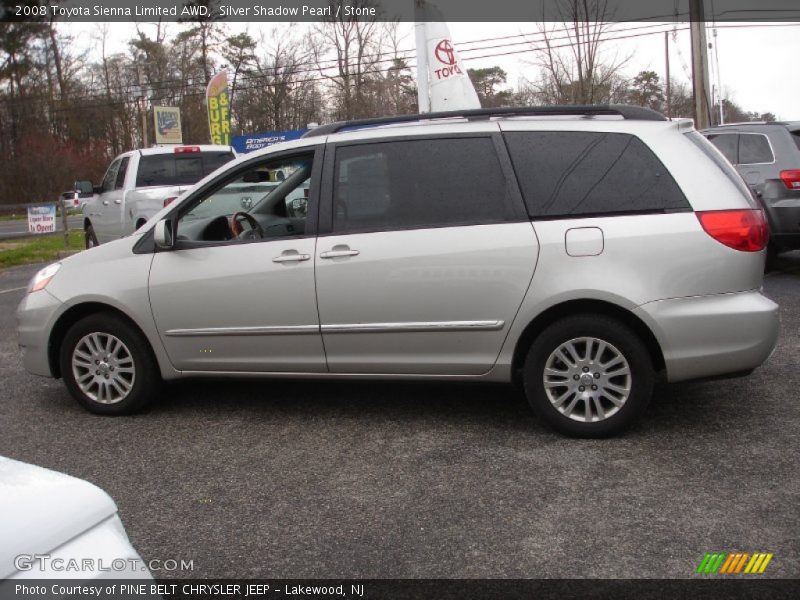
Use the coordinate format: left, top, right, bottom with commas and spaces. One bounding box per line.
17, 105, 780, 437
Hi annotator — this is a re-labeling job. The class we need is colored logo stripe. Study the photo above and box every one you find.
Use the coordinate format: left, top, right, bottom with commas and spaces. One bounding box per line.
698, 552, 773, 574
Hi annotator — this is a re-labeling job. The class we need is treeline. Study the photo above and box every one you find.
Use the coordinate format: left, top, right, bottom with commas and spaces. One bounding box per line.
0, 5, 776, 205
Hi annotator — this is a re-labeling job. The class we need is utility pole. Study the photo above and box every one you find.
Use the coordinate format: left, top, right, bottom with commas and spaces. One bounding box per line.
712, 27, 724, 124
689, 0, 711, 129
664, 31, 671, 119
137, 63, 148, 148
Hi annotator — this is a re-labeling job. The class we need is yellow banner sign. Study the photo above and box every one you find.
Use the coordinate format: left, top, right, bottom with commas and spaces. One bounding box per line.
154, 106, 183, 144
206, 71, 231, 146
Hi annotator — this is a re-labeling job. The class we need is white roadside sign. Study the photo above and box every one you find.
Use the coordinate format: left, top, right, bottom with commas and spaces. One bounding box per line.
27, 205, 56, 234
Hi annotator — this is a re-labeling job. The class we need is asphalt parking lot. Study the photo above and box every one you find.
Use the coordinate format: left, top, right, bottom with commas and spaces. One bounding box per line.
0, 255, 798, 579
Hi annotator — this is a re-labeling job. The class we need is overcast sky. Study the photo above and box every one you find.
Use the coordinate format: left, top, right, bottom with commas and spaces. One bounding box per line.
69, 21, 800, 120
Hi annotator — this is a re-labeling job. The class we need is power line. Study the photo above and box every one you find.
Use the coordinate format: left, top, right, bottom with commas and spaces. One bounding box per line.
2, 21, 798, 110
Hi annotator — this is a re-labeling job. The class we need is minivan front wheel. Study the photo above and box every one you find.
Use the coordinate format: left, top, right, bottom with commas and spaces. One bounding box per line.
523, 315, 654, 437
59, 313, 160, 415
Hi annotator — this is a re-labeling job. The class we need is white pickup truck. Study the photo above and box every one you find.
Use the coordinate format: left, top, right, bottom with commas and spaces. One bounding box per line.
77, 145, 235, 247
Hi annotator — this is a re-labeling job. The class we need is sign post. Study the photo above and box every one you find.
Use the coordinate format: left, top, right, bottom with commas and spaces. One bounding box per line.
60, 197, 69, 248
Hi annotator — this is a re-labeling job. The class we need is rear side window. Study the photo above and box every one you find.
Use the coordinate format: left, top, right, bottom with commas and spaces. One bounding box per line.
686, 131, 757, 208
332, 138, 516, 233
136, 151, 235, 187
791, 130, 800, 151
706, 133, 738, 163
504, 131, 689, 218
738, 134, 773, 164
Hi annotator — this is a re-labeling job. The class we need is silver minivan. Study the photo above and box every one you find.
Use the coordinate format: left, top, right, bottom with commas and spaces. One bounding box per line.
17, 106, 779, 437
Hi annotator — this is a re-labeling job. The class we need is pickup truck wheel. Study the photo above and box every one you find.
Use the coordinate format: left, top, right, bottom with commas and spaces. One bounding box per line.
85, 225, 99, 249
59, 313, 161, 415
522, 315, 654, 438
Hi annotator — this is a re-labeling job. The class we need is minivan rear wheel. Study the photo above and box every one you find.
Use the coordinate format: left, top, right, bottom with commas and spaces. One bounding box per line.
522, 315, 654, 437
59, 313, 160, 415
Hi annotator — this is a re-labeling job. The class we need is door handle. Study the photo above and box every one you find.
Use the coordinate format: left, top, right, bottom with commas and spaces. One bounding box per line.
102, 200, 109, 206
320, 248, 360, 259
113, 199, 122, 205
273, 252, 310, 263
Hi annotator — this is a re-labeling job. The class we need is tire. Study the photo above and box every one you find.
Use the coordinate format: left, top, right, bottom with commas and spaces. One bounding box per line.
59, 312, 161, 415
765, 242, 780, 273
522, 314, 654, 438
85, 224, 99, 249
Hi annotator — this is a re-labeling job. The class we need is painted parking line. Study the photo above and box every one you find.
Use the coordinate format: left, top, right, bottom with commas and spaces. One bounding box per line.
0, 286, 26, 295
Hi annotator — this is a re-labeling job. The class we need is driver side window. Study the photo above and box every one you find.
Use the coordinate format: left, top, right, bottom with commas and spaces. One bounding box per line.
176, 152, 314, 244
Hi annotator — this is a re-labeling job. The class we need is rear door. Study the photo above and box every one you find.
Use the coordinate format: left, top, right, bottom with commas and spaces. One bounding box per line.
313, 132, 537, 375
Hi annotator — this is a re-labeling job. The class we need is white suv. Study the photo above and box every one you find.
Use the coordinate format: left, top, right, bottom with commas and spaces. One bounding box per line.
17, 106, 779, 437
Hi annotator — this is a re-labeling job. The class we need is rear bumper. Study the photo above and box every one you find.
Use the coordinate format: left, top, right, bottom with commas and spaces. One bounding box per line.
764, 198, 800, 249
16, 290, 62, 378
634, 290, 779, 383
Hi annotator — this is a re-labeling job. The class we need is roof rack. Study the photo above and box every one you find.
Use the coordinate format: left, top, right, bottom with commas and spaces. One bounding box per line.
302, 104, 667, 138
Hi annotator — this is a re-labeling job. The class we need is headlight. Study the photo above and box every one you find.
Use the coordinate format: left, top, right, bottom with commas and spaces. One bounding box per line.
27, 263, 61, 293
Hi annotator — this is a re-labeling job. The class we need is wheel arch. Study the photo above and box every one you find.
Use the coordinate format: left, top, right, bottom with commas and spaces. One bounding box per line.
48, 302, 155, 378
510, 299, 666, 379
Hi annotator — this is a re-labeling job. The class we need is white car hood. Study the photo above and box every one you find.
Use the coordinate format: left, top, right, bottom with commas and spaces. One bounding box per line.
0, 457, 117, 578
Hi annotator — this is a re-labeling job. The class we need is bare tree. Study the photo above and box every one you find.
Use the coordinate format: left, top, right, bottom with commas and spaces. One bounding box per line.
311, 0, 387, 120
527, 0, 630, 105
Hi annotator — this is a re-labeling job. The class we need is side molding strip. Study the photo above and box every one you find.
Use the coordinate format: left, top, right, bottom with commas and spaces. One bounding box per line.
165, 321, 504, 337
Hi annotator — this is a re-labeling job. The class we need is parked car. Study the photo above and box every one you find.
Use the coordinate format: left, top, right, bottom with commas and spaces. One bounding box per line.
77, 145, 236, 248
18, 106, 779, 437
59, 190, 93, 209
0, 456, 151, 580
702, 122, 800, 260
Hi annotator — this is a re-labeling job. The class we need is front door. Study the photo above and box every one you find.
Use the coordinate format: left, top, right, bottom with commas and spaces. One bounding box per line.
314, 134, 537, 375
149, 146, 326, 373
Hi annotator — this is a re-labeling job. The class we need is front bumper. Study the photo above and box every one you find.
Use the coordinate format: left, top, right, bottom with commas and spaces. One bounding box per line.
16, 290, 63, 378
634, 290, 779, 383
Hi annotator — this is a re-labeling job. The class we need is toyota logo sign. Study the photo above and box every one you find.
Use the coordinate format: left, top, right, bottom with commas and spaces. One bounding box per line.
434, 39, 456, 66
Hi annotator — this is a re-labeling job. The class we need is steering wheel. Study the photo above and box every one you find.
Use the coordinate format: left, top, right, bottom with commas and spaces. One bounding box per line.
229, 211, 264, 240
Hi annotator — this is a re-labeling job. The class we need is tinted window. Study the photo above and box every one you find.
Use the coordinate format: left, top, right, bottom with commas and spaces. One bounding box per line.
504, 132, 689, 217
738, 134, 773, 164
136, 151, 235, 187
115, 157, 129, 189
332, 138, 514, 233
791, 130, 800, 151
706, 133, 738, 163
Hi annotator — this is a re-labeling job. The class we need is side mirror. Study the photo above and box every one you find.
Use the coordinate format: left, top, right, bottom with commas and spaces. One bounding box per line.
154, 219, 174, 250
74, 180, 93, 195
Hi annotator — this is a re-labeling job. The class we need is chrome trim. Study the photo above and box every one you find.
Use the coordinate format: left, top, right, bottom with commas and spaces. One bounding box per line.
165, 325, 319, 337
321, 320, 505, 333
165, 320, 504, 337
272, 253, 310, 263
320, 249, 360, 258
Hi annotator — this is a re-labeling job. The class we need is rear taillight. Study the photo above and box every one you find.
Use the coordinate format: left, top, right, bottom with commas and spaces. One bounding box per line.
163, 197, 177, 208
174, 146, 201, 154
696, 209, 769, 252
779, 170, 800, 190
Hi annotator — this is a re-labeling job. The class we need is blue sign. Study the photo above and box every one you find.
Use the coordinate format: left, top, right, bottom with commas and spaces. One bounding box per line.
232, 129, 308, 154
